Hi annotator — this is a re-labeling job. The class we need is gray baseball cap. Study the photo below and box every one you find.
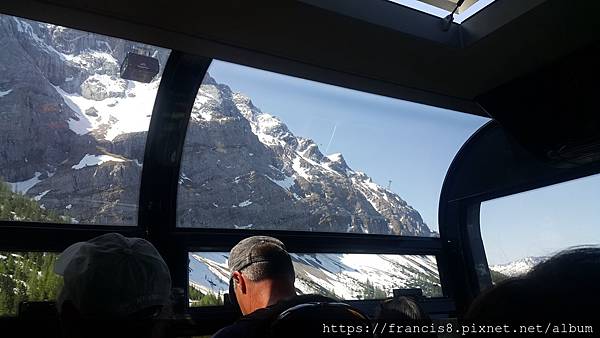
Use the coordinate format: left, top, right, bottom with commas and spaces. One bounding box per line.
54, 233, 172, 317
228, 236, 292, 277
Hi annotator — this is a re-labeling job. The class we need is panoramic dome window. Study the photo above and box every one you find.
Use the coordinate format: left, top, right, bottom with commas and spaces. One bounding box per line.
175, 59, 488, 236
480, 173, 600, 283
0, 13, 171, 226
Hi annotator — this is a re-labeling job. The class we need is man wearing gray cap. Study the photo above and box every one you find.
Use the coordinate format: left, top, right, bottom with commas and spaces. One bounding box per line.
54, 232, 173, 338
212, 235, 335, 338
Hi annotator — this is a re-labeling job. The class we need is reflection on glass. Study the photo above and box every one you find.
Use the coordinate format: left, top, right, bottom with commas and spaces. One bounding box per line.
0, 14, 170, 225
188, 252, 441, 307
177, 60, 488, 236
387, 0, 497, 24
481, 174, 600, 282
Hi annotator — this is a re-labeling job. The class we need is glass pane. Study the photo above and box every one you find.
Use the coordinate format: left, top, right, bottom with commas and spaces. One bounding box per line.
387, 0, 496, 24
188, 252, 441, 307
0, 252, 62, 317
177, 60, 488, 236
481, 174, 600, 282
0, 14, 171, 225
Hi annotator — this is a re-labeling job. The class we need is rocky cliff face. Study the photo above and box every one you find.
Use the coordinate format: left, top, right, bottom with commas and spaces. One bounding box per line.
0, 14, 433, 236
177, 77, 432, 236
0, 14, 168, 225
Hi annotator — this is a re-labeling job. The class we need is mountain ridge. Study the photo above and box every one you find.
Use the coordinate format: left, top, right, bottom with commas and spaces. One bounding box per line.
1, 14, 433, 236
490, 256, 546, 278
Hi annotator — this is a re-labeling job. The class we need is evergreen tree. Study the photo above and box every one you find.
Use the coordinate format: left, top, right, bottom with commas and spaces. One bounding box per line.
361, 278, 388, 299
188, 286, 224, 307
0, 180, 64, 316
198, 292, 223, 306
188, 286, 204, 301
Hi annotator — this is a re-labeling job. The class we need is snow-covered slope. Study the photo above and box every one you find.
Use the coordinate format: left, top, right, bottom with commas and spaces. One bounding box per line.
189, 252, 442, 301
54, 79, 161, 141
490, 256, 546, 277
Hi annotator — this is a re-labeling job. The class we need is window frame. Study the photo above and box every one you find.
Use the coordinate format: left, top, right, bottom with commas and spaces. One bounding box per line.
0, 14, 172, 229
438, 120, 600, 314
0, 22, 457, 328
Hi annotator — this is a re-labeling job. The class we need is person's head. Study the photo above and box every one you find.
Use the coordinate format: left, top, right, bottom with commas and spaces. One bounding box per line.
54, 233, 172, 338
374, 297, 434, 338
228, 236, 296, 315
466, 246, 600, 320
375, 296, 430, 322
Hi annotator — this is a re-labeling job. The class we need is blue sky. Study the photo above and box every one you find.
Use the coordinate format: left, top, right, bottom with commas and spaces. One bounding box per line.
206, 60, 599, 265
480, 174, 600, 265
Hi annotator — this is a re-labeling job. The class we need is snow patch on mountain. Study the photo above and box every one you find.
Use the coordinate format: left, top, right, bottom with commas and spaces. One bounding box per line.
54, 78, 160, 140
265, 174, 296, 191
7, 172, 43, 194
72, 154, 125, 169
326, 153, 343, 163
0, 89, 12, 98
189, 253, 230, 296
33, 190, 51, 202
490, 256, 547, 277
62, 51, 117, 72
238, 200, 253, 207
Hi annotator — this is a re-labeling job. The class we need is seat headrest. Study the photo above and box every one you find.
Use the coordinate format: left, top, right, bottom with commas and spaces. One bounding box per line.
269, 302, 371, 338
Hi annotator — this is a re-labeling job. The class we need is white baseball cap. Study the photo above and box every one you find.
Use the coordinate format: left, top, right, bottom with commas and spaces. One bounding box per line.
54, 233, 172, 317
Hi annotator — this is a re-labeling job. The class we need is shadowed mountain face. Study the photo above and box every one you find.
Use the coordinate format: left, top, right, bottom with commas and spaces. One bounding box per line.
0, 14, 434, 237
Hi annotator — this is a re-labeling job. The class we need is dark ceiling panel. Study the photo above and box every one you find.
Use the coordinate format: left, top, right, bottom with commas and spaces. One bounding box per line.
0, 0, 598, 116
0, 0, 482, 115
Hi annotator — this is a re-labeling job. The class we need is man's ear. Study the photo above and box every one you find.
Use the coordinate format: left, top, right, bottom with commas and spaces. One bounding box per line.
232, 271, 247, 294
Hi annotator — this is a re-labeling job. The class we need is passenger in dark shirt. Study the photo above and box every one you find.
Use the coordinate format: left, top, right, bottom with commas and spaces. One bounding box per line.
213, 236, 334, 338
214, 294, 336, 338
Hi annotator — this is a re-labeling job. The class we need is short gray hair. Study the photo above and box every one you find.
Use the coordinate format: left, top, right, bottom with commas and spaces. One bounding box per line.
241, 260, 295, 283
229, 236, 295, 282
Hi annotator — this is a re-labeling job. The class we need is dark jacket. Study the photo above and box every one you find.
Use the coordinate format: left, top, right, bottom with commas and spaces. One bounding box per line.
212, 294, 335, 338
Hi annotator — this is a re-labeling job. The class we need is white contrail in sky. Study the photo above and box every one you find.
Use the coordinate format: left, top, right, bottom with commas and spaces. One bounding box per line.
325, 124, 337, 154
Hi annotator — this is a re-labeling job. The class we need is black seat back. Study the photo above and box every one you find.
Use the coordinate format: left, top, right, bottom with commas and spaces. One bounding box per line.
268, 302, 371, 338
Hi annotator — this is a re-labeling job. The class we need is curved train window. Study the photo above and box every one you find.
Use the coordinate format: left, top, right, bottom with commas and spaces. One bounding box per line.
481, 173, 600, 282
188, 252, 441, 307
176, 60, 488, 235
0, 14, 170, 226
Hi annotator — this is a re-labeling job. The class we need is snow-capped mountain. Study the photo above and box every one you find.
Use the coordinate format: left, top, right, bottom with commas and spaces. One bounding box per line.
189, 252, 441, 302
0, 14, 442, 301
490, 256, 546, 278
176, 75, 433, 236
0, 14, 433, 236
